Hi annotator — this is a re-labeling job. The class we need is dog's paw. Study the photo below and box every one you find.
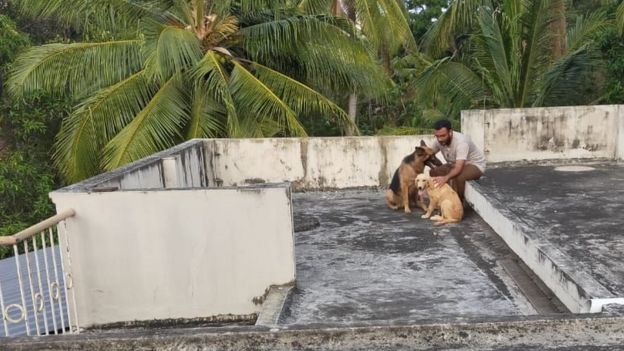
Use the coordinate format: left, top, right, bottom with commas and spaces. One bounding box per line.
430, 215, 442, 221
421, 214, 430, 219
404, 208, 412, 214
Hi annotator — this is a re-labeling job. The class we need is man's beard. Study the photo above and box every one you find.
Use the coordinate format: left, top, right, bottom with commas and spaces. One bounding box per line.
443, 134, 453, 146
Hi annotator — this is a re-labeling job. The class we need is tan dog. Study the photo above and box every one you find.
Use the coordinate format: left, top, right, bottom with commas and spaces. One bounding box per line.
385, 141, 442, 213
415, 173, 463, 225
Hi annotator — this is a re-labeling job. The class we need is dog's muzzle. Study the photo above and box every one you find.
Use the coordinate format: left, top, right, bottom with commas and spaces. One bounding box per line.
426, 155, 443, 168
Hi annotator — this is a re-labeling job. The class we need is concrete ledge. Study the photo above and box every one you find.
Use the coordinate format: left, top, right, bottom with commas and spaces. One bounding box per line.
3, 316, 623, 350
255, 285, 293, 327
465, 181, 616, 313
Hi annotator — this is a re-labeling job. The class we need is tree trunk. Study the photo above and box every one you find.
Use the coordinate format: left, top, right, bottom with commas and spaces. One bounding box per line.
550, 0, 567, 60
346, 92, 358, 136
344, 0, 358, 136
331, 0, 342, 16
380, 42, 392, 76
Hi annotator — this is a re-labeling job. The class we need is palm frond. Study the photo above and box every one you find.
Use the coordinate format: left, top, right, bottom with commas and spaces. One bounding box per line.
143, 22, 203, 82
617, 1, 624, 36
192, 51, 241, 136
415, 57, 489, 116
297, 40, 391, 98
229, 60, 307, 137
251, 61, 353, 130
53, 71, 157, 181
186, 86, 228, 139
533, 45, 603, 106
475, 5, 514, 106
567, 10, 610, 52
240, 15, 349, 61
7, 40, 143, 98
515, 0, 558, 107
102, 74, 190, 170
327, 0, 414, 55
52, 108, 99, 183
13, 0, 170, 33
237, 0, 290, 16
241, 15, 389, 97
422, 0, 487, 58
297, 0, 332, 14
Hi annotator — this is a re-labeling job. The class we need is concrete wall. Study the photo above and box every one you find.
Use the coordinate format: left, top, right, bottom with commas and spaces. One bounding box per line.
204, 136, 436, 190
62, 136, 439, 193
49, 186, 295, 327
61, 139, 208, 192
462, 105, 623, 163
617, 109, 624, 160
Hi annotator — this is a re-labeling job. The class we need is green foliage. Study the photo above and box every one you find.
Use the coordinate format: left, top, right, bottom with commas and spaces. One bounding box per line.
0, 15, 30, 68
410, 0, 611, 119
596, 27, 624, 103
405, 0, 448, 41
0, 1, 77, 45
375, 125, 433, 135
593, 1, 624, 104
0, 93, 71, 258
0, 11, 73, 258
9, 0, 391, 182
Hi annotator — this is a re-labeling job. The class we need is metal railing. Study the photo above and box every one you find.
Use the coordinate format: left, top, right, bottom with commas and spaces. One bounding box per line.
0, 209, 79, 337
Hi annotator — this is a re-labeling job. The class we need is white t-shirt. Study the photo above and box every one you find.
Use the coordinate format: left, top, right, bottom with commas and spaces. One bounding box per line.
432, 131, 486, 172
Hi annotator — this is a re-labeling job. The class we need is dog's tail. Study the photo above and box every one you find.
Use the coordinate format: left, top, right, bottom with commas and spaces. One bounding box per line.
433, 218, 461, 226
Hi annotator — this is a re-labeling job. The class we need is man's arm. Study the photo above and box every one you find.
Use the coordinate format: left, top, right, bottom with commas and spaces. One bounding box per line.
434, 160, 465, 186
434, 140, 469, 186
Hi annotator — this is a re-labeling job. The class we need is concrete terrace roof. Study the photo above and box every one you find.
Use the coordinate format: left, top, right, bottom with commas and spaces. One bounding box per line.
7, 166, 624, 349
282, 190, 557, 325
5, 105, 624, 349
469, 161, 624, 308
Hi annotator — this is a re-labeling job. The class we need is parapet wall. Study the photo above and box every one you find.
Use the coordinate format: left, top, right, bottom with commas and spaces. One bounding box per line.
462, 105, 624, 163
204, 136, 435, 190
50, 185, 295, 327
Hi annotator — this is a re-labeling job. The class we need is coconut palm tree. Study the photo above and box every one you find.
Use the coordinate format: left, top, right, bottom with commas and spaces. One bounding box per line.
7, 0, 388, 182
617, 0, 624, 35
298, 0, 416, 134
412, 0, 611, 118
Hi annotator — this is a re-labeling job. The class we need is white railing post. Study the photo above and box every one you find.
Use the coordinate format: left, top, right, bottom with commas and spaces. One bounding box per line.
40, 231, 59, 334
23, 240, 41, 335
0, 209, 76, 337
48, 228, 67, 332
32, 236, 50, 335
13, 245, 31, 335
0, 276, 9, 336
59, 220, 79, 332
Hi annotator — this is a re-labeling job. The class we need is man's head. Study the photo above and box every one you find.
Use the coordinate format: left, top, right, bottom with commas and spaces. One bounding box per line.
433, 119, 453, 146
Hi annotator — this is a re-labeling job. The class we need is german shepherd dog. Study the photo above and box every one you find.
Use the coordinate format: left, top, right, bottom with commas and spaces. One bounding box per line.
385, 140, 442, 213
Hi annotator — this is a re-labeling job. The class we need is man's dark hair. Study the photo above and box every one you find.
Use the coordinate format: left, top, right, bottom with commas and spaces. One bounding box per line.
433, 119, 452, 131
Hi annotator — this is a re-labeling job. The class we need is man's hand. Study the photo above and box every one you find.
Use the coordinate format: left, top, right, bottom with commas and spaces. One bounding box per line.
433, 176, 448, 187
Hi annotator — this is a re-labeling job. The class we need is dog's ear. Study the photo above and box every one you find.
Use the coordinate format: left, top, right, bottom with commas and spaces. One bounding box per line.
420, 140, 427, 147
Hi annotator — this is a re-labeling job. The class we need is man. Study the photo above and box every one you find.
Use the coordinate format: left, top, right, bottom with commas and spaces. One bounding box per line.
429, 119, 486, 200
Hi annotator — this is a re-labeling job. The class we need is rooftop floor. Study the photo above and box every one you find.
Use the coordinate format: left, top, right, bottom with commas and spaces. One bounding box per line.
282, 190, 565, 325
475, 162, 624, 298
